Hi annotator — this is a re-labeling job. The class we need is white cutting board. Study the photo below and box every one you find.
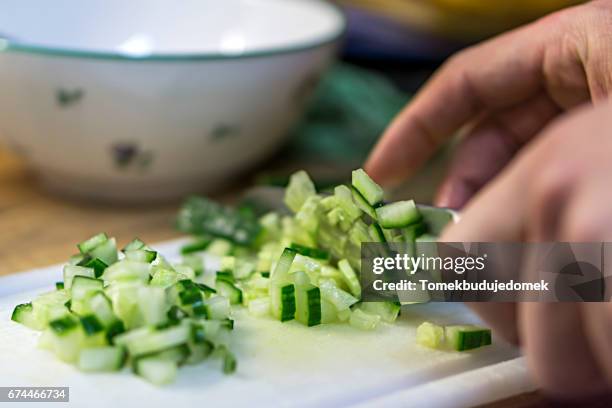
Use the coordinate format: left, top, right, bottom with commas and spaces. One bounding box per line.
0, 239, 533, 408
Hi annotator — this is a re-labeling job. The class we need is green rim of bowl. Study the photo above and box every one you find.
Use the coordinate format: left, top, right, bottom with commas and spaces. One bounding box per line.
0, 1, 346, 62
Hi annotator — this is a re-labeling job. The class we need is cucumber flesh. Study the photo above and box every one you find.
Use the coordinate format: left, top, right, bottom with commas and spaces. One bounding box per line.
351, 186, 377, 219
77, 233, 108, 254
416, 322, 445, 349
337, 259, 361, 299
11, 303, 39, 329
295, 284, 321, 327
78, 346, 126, 372
349, 308, 380, 330
271, 248, 297, 282
63, 265, 95, 290
376, 200, 421, 229
352, 169, 384, 206
215, 278, 243, 305
359, 302, 400, 323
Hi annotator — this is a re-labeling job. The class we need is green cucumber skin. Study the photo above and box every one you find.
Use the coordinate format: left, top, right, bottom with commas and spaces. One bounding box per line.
11, 303, 33, 323
290, 243, 330, 261
305, 287, 321, 327
278, 284, 296, 322
77, 233, 108, 254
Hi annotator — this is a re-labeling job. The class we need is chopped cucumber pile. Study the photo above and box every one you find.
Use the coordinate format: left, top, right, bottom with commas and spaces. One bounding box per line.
11, 234, 237, 385
416, 322, 492, 351
176, 168, 453, 332
11, 168, 492, 386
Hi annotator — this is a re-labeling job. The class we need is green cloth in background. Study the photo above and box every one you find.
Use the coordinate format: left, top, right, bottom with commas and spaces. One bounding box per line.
287, 63, 410, 164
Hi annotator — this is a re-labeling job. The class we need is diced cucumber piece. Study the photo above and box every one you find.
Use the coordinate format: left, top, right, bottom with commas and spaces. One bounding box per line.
349, 308, 380, 330
125, 324, 190, 357
55, 282, 65, 290
150, 269, 180, 288
295, 284, 321, 327
445, 325, 492, 351
124, 249, 157, 263
69, 254, 86, 265
369, 223, 387, 243
376, 200, 421, 229
78, 346, 126, 372
122, 238, 147, 252
234, 260, 255, 280
195, 283, 217, 297
77, 257, 108, 278
206, 239, 232, 257
270, 282, 296, 322
289, 243, 330, 260
71, 276, 104, 312
77, 233, 108, 254
148, 344, 191, 365
416, 322, 445, 349
31, 291, 71, 328
271, 248, 297, 282
217, 345, 237, 374
338, 259, 361, 299
89, 237, 118, 266
216, 270, 234, 283
180, 237, 212, 255
318, 279, 358, 311
49, 315, 80, 336
89, 292, 117, 327
134, 357, 178, 385
352, 169, 383, 206
105, 281, 145, 329
284, 170, 316, 213
333, 185, 362, 225
46, 321, 85, 363
79, 315, 104, 336
215, 278, 243, 305
359, 302, 401, 323
113, 326, 154, 348
11, 303, 39, 329
320, 299, 338, 324
63, 265, 95, 290
220, 256, 236, 273
137, 287, 168, 326
351, 186, 377, 219
205, 296, 231, 320
103, 260, 150, 282
295, 195, 322, 237
174, 265, 196, 281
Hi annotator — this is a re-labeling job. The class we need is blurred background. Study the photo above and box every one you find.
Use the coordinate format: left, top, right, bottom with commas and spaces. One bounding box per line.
0, 0, 585, 273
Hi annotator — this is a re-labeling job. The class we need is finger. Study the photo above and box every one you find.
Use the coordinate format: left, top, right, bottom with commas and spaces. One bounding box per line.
439, 157, 531, 341
436, 93, 561, 209
365, 20, 553, 187
558, 178, 612, 385
520, 303, 607, 398
582, 303, 612, 386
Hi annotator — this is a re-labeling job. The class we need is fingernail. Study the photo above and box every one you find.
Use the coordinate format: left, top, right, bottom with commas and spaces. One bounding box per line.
436, 182, 469, 209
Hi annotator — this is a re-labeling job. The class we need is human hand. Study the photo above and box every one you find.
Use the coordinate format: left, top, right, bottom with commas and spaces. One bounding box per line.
366, 0, 612, 209
442, 102, 612, 399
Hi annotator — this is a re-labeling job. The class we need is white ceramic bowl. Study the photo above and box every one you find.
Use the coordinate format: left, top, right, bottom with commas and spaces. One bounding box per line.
0, 0, 345, 201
